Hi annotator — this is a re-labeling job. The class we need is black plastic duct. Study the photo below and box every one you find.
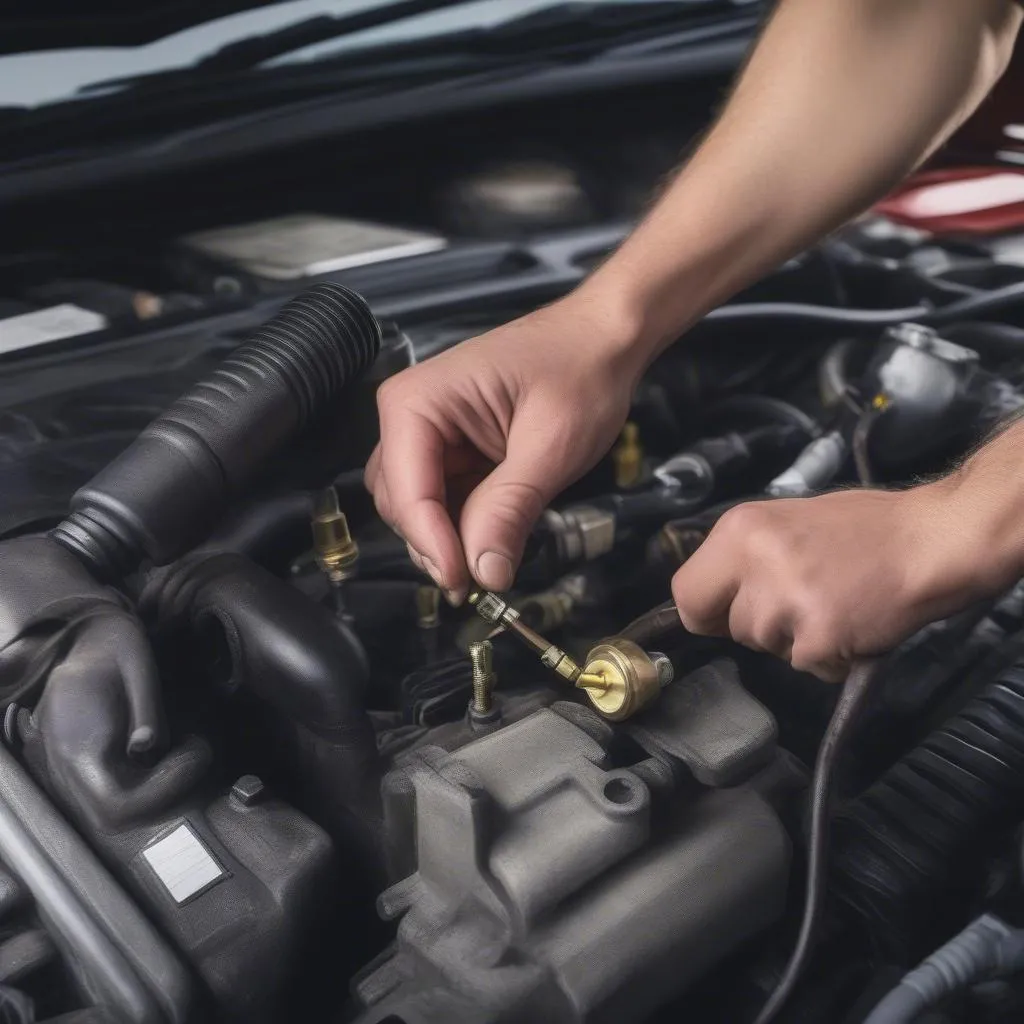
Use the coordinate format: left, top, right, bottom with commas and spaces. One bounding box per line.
51, 284, 381, 579
832, 662, 1024, 962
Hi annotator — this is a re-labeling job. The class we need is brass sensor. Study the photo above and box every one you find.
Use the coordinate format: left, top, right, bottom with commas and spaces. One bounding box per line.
311, 487, 359, 583
467, 589, 671, 720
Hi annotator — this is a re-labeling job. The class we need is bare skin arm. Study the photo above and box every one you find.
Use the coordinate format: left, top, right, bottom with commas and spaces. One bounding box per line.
673, 416, 1024, 682
367, 0, 1022, 676
587, 0, 1022, 358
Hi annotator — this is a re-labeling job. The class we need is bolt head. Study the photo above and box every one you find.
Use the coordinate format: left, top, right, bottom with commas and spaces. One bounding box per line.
231, 775, 265, 807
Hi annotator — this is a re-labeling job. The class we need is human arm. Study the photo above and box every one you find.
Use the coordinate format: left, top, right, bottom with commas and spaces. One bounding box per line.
367, 0, 1022, 601
673, 416, 1024, 682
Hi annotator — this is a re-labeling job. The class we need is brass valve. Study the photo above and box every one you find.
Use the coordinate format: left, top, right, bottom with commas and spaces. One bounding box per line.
467, 589, 672, 720
311, 487, 359, 584
612, 421, 643, 489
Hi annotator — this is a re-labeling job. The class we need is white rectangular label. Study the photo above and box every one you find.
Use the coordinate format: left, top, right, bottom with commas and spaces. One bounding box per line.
142, 824, 224, 904
0, 304, 108, 355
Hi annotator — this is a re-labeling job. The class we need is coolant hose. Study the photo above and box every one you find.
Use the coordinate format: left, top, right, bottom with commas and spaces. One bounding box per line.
51, 283, 381, 580
863, 914, 1024, 1024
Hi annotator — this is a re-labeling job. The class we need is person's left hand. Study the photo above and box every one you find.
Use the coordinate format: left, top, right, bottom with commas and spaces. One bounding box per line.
671, 482, 1006, 682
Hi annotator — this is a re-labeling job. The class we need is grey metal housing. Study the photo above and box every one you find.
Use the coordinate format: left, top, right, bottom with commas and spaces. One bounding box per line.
355, 701, 791, 1024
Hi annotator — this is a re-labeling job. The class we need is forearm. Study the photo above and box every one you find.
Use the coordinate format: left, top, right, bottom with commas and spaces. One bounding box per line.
939, 415, 1024, 592
584, 0, 1021, 362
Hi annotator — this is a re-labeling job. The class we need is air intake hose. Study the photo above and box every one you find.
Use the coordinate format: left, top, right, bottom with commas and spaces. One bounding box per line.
52, 284, 381, 579
832, 661, 1024, 962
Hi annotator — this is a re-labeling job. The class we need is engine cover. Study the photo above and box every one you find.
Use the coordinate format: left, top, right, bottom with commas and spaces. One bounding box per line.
354, 703, 790, 1024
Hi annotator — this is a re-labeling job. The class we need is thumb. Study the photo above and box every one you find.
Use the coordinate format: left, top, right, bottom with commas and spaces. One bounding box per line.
460, 424, 567, 591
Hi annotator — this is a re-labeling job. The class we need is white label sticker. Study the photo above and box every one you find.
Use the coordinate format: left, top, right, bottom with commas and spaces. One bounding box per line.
0, 304, 108, 355
141, 824, 224, 904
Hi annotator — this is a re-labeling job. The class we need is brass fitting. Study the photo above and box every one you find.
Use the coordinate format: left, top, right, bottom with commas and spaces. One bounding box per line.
518, 574, 587, 632
311, 487, 359, 584
469, 640, 495, 714
612, 421, 643, 489
468, 590, 585, 683
467, 589, 672, 720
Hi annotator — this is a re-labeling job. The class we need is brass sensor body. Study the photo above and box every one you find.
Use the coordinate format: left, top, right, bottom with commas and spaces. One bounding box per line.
312, 488, 359, 583
613, 421, 644, 489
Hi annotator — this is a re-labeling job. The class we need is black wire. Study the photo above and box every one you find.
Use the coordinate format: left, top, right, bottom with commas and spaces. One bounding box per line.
702, 302, 929, 331
925, 279, 1024, 326
752, 658, 882, 1024
692, 278, 1024, 336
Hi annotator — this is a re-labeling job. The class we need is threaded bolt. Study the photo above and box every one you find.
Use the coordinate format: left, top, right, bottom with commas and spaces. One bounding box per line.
470, 640, 494, 714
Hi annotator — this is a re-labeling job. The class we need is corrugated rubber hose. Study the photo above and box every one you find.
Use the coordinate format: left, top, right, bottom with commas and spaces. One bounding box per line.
52, 283, 381, 580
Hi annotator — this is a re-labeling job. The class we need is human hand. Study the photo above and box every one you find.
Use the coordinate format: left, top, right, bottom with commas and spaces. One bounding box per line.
366, 290, 642, 602
671, 481, 1010, 682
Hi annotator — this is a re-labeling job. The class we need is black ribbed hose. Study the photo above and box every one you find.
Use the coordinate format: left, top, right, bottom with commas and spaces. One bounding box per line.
832, 661, 1024, 963
52, 284, 381, 579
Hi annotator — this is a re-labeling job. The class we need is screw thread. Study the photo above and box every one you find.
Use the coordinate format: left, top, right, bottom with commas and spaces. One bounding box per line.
469, 640, 494, 713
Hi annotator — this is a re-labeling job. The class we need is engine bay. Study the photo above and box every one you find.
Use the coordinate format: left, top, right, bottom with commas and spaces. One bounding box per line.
4, 81, 1024, 1022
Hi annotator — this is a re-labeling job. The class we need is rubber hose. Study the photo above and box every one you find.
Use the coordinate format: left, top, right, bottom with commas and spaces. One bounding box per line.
832, 661, 1024, 963
51, 283, 381, 579
695, 279, 1024, 335
702, 302, 929, 332
620, 599, 685, 648
703, 395, 821, 437
925, 279, 1024, 326
943, 321, 1024, 357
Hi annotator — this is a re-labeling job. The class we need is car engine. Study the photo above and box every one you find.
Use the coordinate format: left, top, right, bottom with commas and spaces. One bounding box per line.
3, 146, 1024, 1024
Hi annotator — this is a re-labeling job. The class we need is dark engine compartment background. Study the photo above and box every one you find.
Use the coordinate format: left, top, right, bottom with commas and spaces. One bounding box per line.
1, 55, 1024, 1024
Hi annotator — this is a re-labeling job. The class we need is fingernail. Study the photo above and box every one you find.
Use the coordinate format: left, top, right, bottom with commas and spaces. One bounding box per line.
476, 551, 513, 591
128, 725, 156, 757
444, 588, 467, 608
421, 555, 446, 590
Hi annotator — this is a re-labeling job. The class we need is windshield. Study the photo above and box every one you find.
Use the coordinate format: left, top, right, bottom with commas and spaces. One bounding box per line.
0, 0, 743, 110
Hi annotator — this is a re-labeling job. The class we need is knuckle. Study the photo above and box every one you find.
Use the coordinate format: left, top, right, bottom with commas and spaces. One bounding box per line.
748, 616, 784, 654
674, 597, 715, 637
485, 480, 547, 532
677, 608, 711, 636
789, 630, 837, 675
714, 503, 763, 549
376, 376, 406, 414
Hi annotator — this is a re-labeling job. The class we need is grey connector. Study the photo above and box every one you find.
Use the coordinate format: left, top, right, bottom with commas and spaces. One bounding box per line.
864, 913, 1024, 1024
766, 431, 847, 498
542, 506, 616, 566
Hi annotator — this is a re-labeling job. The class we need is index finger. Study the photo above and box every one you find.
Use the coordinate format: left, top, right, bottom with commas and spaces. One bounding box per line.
670, 532, 741, 637
378, 405, 468, 600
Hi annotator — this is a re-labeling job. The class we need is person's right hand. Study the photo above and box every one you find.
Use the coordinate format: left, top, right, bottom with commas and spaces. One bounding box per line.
365, 290, 643, 603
